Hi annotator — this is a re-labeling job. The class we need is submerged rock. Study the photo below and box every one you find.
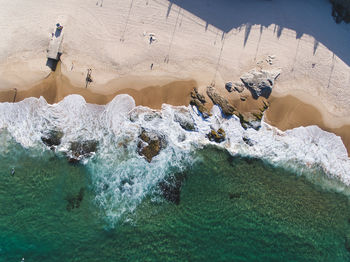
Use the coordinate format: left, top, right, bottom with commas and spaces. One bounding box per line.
68, 140, 98, 163
229, 192, 242, 199
345, 236, 350, 252
41, 130, 63, 149
158, 173, 186, 205
240, 69, 281, 99
207, 128, 226, 143
65, 188, 84, 211
190, 87, 211, 118
206, 86, 235, 116
138, 129, 167, 162
173, 107, 195, 131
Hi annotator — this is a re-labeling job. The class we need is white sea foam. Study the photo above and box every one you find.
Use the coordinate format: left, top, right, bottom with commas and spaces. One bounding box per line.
0, 94, 349, 224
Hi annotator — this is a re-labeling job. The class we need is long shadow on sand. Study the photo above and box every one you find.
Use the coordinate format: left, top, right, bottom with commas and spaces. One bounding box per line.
166, 0, 350, 65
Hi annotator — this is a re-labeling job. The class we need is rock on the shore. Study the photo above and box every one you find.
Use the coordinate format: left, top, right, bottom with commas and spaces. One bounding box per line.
225, 82, 233, 92
158, 173, 186, 205
138, 129, 167, 162
240, 69, 281, 99
206, 86, 235, 116
207, 128, 226, 143
173, 107, 195, 131
68, 140, 98, 163
190, 87, 211, 118
234, 82, 245, 93
41, 130, 63, 149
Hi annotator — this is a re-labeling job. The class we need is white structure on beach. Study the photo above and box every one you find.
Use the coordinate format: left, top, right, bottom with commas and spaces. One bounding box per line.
47, 24, 64, 60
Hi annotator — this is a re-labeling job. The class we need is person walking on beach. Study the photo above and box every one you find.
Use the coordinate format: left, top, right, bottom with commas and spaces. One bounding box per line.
151, 63, 153, 70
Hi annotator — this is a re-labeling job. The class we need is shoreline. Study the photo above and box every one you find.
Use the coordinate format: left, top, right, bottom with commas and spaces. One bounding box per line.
0, 67, 349, 156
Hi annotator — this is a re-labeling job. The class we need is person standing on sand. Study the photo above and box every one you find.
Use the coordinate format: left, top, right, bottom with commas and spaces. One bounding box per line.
151, 63, 153, 70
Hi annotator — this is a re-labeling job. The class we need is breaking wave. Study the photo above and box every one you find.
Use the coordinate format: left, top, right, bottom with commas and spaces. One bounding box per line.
0, 94, 349, 225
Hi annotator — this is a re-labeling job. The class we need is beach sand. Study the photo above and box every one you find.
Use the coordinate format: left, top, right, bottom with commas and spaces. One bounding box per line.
0, 63, 195, 108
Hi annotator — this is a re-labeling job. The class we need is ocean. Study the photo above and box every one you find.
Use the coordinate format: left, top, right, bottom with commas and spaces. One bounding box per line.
0, 94, 350, 261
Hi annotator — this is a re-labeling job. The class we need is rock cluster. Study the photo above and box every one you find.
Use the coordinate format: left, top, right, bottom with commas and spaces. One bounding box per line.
207, 128, 226, 143
240, 69, 280, 99
41, 130, 63, 149
207, 86, 235, 116
138, 129, 167, 162
68, 140, 98, 163
190, 87, 211, 118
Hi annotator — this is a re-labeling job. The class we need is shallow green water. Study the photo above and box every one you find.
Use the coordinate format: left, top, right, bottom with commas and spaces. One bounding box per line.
1, 143, 350, 261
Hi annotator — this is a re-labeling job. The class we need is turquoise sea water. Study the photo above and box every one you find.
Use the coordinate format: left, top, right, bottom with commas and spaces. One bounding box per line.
1, 139, 350, 261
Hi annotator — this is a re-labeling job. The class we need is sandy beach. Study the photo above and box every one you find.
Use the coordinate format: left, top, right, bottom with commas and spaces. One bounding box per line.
0, 0, 350, 153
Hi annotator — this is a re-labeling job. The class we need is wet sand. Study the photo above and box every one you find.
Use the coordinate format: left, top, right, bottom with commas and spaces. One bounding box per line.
265, 95, 350, 156
0, 64, 195, 109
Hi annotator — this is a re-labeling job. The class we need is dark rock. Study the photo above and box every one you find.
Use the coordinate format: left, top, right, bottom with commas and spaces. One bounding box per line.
41, 130, 63, 148
225, 82, 233, 92
206, 86, 235, 116
229, 192, 242, 199
174, 108, 195, 131
65, 188, 84, 211
138, 129, 167, 162
330, 0, 350, 23
68, 140, 98, 162
240, 69, 281, 99
207, 128, 226, 143
242, 136, 254, 146
158, 173, 186, 205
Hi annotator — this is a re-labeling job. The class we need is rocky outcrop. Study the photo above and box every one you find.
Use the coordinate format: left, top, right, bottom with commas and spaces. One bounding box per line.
190, 88, 211, 118
206, 86, 235, 116
207, 128, 226, 143
240, 69, 281, 99
138, 129, 167, 162
68, 140, 98, 163
173, 108, 195, 131
225, 82, 245, 93
41, 130, 63, 149
158, 173, 186, 205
